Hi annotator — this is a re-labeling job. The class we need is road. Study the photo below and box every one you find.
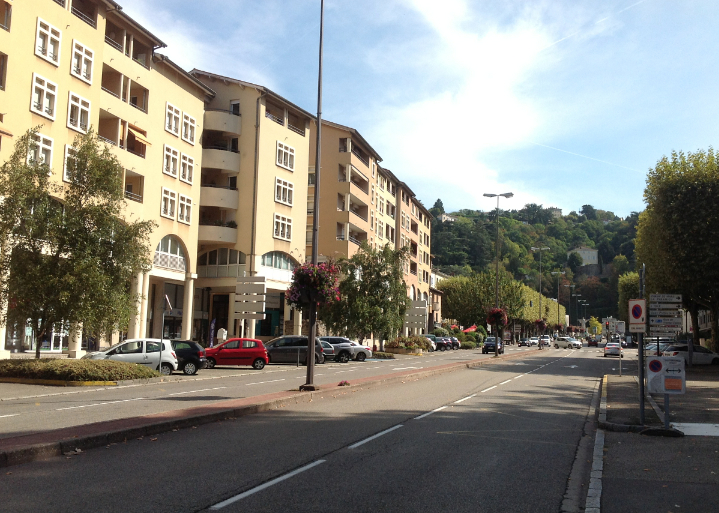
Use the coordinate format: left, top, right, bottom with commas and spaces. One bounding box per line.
0, 346, 632, 513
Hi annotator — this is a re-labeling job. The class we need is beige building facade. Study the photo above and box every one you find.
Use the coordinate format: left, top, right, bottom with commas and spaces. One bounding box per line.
0, 0, 213, 356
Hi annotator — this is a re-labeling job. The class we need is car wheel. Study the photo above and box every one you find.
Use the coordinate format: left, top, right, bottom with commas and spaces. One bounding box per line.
252, 358, 266, 370
159, 363, 173, 376
356, 353, 366, 362
338, 352, 350, 363
206, 357, 216, 369
182, 362, 197, 375
440, 345, 446, 351
603, 354, 607, 357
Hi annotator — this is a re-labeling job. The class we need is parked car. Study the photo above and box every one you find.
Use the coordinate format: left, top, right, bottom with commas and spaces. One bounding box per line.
320, 341, 337, 361
347, 341, 373, 361
482, 337, 504, 354
588, 336, 599, 347
205, 338, 269, 369
528, 337, 539, 346
663, 345, 719, 366
604, 342, 623, 358
449, 337, 460, 350
82, 338, 178, 375
264, 336, 324, 365
518, 338, 530, 347
435, 337, 452, 351
319, 337, 372, 362
539, 335, 551, 347
644, 342, 671, 355
422, 334, 437, 352
171, 340, 207, 375
555, 337, 582, 349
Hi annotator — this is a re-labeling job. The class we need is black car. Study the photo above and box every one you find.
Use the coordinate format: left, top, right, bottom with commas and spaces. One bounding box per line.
435, 337, 452, 351
171, 340, 207, 375
482, 337, 504, 355
518, 338, 530, 347
449, 337, 460, 350
264, 336, 325, 365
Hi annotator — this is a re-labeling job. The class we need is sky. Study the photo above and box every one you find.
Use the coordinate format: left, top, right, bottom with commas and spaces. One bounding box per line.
119, 0, 719, 218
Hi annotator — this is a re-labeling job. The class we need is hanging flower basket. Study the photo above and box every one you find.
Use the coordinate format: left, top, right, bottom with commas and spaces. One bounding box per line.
286, 262, 340, 310
534, 319, 547, 331
486, 308, 507, 327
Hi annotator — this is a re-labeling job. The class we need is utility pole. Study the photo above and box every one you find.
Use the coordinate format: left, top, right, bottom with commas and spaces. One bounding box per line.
531, 246, 550, 349
552, 271, 566, 334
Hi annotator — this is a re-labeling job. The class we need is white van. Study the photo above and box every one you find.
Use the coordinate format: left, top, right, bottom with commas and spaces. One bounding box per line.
82, 338, 178, 375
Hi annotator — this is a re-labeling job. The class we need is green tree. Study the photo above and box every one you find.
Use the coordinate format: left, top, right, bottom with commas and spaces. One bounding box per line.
580, 205, 597, 220
617, 272, 639, 323
318, 243, 409, 351
0, 129, 156, 358
567, 252, 583, 274
588, 316, 602, 335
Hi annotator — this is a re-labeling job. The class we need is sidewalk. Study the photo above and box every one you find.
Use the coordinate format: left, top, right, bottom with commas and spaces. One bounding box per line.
599, 366, 719, 512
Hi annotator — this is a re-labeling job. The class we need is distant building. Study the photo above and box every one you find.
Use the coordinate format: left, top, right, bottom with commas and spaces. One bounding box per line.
547, 207, 562, 219
439, 213, 456, 223
568, 247, 598, 266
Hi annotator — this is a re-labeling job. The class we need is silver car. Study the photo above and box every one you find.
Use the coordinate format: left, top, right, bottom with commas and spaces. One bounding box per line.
604, 342, 623, 358
82, 338, 178, 375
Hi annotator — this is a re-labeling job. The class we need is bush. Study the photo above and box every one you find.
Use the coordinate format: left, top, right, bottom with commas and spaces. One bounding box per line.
460, 341, 477, 349
475, 326, 488, 339
372, 352, 395, 359
0, 359, 159, 381
464, 332, 477, 342
386, 336, 431, 351
433, 328, 449, 337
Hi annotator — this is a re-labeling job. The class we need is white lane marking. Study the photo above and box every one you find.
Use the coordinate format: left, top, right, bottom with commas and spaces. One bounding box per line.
414, 406, 448, 420
55, 397, 146, 411
0, 414, 19, 418
168, 387, 227, 396
245, 379, 285, 386
499, 380, 512, 385
454, 394, 476, 404
393, 366, 421, 370
481, 386, 497, 393
514, 375, 525, 379
209, 459, 326, 510
348, 425, 403, 449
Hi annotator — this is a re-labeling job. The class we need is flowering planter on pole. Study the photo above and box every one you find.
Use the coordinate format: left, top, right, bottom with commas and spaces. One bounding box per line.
286, 262, 340, 311
534, 319, 547, 333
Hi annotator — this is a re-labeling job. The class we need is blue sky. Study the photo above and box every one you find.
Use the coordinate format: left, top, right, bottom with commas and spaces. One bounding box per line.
121, 0, 719, 218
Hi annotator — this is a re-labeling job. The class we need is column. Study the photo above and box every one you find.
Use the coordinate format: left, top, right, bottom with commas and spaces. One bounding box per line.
227, 292, 236, 338
139, 273, 150, 338
128, 271, 143, 339
67, 323, 85, 359
247, 317, 256, 339
181, 274, 195, 340
284, 300, 292, 335
293, 307, 302, 336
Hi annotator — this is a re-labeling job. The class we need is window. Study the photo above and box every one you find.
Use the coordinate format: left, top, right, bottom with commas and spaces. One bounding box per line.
165, 102, 180, 136
0, 52, 6, 90
372, 162, 376, 178
230, 100, 240, 115
63, 144, 77, 182
178, 195, 192, 225
377, 220, 384, 240
36, 18, 61, 66
370, 211, 374, 230
1, 1, 11, 32
67, 92, 90, 133
273, 213, 292, 241
308, 172, 316, 185
276, 141, 295, 171
261, 251, 295, 270
163, 145, 179, 178
275, 178, 294, 206
182, 113, 196, 144
371, 185, 375, 204
180, 154, 194, 184
31, 73, 57, 120
161, 188, 176, 219
71, 40, 93, 84
378, 198, 384, 215
28, 133, 53, 168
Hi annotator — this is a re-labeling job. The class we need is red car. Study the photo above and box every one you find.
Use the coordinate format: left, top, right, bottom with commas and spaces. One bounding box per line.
205, 338, 268, 370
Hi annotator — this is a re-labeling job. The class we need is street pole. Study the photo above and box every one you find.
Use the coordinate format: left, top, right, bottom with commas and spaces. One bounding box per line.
483, 192, 513, 357
531, 246, 550, 350
552, 272, 565, 334
302, 0, 324, 392
638, 263, 645, 425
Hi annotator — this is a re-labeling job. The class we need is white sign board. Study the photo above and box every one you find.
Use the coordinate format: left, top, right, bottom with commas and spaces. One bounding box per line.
628, 299, 646, 324
629, 324, 646, 333
646, 356, 685, 394
649, 294, 682, 303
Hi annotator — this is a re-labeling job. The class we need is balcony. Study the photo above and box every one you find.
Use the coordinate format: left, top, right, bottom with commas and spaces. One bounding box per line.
105, 35, 122, 52
204, 109, 241, 136
200, 185, 239, 210
351, 147, 369, 167
198, 223, 238, 244
71, 0, 97, 28
202, 147, 240, 173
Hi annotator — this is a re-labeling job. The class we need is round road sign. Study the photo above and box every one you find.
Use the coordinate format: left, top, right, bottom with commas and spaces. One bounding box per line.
648, 359, 662, 373
632, 304, 643, 319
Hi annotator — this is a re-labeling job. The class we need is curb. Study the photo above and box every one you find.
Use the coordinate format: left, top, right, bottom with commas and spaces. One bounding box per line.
0, 375, 185, 387
0, 348, 537, 468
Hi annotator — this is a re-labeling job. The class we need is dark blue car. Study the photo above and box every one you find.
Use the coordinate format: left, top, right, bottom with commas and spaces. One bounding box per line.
482, 336, 504, 354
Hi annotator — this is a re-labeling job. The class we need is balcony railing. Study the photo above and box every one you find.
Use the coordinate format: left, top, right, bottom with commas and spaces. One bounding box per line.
410, 269, 418, 276
98, 135, 117, 146
206, 108, 240, 116
53, 0, 66, 7
349, 235, 362, 245
124, 190, 143, 203
105, 36, 123, 52
350, 210, 367, 222
201, 183, 237, 190
127, 147, 145, 158
0, 21, 9, 32
132, 56, 150, 70
288, 123, 304, 136
351, 147, 369, 166
129, 101, 147, 113
72, 7, 97, 28
203, 144, 240, 154
265, 111, 284, 125
336, 235, 345, 241
307, 208, 314, 215
101, 86, 120, 99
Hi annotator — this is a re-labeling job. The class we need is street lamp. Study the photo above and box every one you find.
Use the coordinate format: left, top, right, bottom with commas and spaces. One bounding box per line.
551, 271, 566, 334
531, 246, 550, 350
563, 284, 574, 327
483, 192, 513, 357
572, 293, 581, 333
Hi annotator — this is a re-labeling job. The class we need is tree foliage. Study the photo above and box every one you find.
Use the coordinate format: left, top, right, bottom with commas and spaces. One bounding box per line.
617, 272, 639, 323
0, 129, 156, 357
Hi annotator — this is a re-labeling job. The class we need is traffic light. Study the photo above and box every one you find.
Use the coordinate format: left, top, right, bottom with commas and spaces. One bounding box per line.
605, 321, 609, 330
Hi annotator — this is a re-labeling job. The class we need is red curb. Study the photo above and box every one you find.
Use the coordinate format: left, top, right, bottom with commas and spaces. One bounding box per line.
0, 349, 540, 468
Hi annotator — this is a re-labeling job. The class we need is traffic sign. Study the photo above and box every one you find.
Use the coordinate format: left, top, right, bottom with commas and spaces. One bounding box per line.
646, 356, 685, 394
649, 309, 680, 317
649, 318, 681, 327
649, 294, 682, 303
628, 299, 646, 324
649, 327, 681, 334
629, 324, 646, 333
650, 302, 682, 309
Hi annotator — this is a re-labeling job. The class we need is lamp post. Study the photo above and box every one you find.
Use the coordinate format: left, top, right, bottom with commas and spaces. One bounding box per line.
563, 284, 574, 328
483, 192, 513, 357
572, 293, 581, 334
531, 246, 550, 350
552, 271, 565, 334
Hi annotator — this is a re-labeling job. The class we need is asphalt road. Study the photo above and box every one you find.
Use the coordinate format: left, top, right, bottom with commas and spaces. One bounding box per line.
0, 346, 629, 513
0, 347, 526, 439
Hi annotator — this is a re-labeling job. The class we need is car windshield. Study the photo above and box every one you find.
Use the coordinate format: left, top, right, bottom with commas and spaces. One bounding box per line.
606, 343, 619, 347
486, 337, 496, 343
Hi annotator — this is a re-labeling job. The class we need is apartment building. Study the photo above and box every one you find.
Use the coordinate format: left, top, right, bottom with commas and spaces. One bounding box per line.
189, 70, 313, 343
307, 120, 383, 260
0, 0, 214, 356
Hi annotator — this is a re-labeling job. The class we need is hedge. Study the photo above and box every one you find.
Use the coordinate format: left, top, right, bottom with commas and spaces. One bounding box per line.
0, 359, 159, 381
372, 352, 396, 359
460, 342, 477, 349
385, 336, 432, 351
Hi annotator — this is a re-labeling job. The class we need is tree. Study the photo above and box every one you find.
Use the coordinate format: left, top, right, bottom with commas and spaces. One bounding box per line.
580, 205, 597, 220
0, 129, 156, 358
567, 252, 583, 274
617, 272, 639, 323
318, 243, 409, 351
588, 316, 602, 335
430, 198, 445, 217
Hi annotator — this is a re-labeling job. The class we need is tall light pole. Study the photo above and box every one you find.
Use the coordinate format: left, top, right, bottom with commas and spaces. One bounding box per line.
572, 293, 582, 333
483, 192, 513, 357
301, 0, 324, 392
531, 246, 550, 350
552, 271, 565, 334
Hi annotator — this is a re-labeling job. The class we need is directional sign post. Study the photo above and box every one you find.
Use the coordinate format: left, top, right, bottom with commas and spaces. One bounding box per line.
648, 294, 682, 341
646, 356, 685, 429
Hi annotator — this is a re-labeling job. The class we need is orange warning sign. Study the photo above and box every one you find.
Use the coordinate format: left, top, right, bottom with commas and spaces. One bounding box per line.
665, 378, 683, 391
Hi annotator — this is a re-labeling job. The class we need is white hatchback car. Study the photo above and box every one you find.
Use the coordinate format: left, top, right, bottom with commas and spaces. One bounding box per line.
82, 338, 178, 375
